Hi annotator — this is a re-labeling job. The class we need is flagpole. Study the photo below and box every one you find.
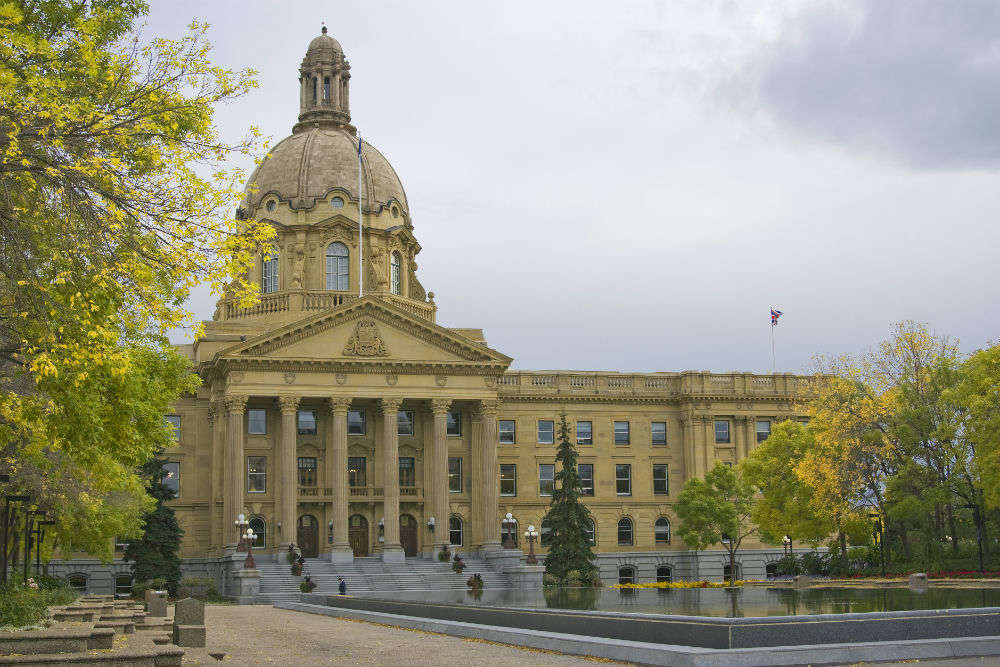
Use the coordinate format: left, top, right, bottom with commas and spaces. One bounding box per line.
770, 306, 776, 375
357, 134, 364, 298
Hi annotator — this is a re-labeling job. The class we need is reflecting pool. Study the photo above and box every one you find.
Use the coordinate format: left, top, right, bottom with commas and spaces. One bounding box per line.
358, 586, 1000, 617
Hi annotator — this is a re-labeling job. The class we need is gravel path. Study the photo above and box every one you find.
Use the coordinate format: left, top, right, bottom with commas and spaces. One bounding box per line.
178, 604, 631, 667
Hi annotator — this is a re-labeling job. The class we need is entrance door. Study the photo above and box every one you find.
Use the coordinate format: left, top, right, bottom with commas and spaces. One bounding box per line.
348, 515, 368, 557
400, 514, 418, 557
297, 515, 318, 558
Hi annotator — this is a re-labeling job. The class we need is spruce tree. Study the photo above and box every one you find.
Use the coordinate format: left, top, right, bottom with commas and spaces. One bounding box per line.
543, 415, 598, 585
124, 451, 183, 595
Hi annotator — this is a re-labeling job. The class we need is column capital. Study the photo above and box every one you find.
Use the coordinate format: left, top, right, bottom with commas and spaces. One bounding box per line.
430, 398, 452, 415
477, 399, 500, 419
328, 396, 352, 415
380, 397, 403, 413
224, 393, 248, 416
207, 400, 220, 425
278, 395, 300, 415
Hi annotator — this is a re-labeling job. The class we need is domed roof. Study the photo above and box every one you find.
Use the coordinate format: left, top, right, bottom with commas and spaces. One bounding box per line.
243, 127, 408, 220
307, 32, 342, 56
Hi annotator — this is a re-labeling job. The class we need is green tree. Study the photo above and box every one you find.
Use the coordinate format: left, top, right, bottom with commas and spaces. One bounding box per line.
124, 451, 183, 595
741, 421, 831, 547
676, 461, 755, 586
542, 415, 597, 585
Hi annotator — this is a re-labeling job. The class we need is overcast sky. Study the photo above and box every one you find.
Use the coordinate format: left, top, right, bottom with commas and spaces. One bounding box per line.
153, 1, 1000, 374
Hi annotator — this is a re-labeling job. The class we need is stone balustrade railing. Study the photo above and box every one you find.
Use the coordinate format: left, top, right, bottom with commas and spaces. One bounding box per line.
497, 371, 811, 397
298, 485, 422, 500
214, 290, 436, 323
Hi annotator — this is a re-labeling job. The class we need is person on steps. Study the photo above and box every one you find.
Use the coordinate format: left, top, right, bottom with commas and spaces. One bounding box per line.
338, 576, 347, 595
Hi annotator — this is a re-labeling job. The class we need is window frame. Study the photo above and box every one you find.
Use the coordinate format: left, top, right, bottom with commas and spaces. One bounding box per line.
297, 456, 317, 487
615, 463, 632, 496
347, 409, 366, 436
538, 463, 555, 496
247, 408, 267, 435
617, 518, 634, 546
449, 515, 463, 546
655, 517, 671, 545
653, 463, 669, 496
576, 420, 593, 445
500, 463, 517, 496
162, 461, 180, 497
297, 409, 317, 435
248, 516, 267, 549
448, 457, 463, 493
390, 251, 402, 295
262, 252, 279, 293
756, 419, 772, 443
656, 565, 673, 583
651, 421, 666, 446
714, 419, 731, 444
446, 410, 462, 436
537, 419, 554, 445
398, 456, 416, 487
618, 566, 636, 585
498, 420, 516, 444
397, 410, 415, 437
165, 415, 181, 442
348, 456, 366, 487
578, 463, 594, 496
247, 456, 267, 493
584, 518, 596, 546
614, 420, 630, 445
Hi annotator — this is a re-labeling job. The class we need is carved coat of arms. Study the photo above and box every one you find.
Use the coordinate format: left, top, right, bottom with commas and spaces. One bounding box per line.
343, 319, 389, 357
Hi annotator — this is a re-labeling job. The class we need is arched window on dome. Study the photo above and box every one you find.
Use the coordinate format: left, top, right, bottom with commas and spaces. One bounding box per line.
323, 77, 330, 102
262, 250, 279, 294
312, 77, 318, 105
390, 251, 402, 296
326, 242, 349, 291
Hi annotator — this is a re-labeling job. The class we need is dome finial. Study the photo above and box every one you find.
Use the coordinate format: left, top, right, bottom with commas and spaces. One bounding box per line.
321, 22, 327, 35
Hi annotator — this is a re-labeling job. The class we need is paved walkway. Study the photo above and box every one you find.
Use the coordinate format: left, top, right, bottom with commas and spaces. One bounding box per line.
179, 604, 631, 666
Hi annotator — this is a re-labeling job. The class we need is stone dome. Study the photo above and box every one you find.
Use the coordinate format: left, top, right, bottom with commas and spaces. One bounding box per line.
307, 31, 342, 55
243, 127, 409, 221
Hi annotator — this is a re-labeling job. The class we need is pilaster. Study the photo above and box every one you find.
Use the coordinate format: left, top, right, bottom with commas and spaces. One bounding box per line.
430, 399, 452, 554
278, 395, 300, 549
379, 397, 404, 562
477, 399, 501, 551
223, 394, 248, 549
328, 397, 353, 562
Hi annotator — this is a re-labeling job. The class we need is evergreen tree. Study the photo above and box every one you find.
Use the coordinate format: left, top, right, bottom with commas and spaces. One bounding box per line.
124, 450, 183, 595
543, 415, 598, 584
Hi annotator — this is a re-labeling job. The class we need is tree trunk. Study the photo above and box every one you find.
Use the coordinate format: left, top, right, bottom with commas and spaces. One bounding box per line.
899, 526, 911, 560
729, 546, 736, 587
946, 504, 959, 554
839, 530, 847, 557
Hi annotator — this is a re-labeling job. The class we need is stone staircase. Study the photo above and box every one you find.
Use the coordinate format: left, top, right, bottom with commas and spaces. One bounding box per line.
256, 556, 512, 603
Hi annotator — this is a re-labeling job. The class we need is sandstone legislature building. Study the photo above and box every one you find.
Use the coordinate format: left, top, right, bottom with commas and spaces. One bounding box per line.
53, 29, 808, 597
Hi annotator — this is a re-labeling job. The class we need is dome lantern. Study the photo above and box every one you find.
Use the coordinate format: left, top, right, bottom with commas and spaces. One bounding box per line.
294, 25, 354, 134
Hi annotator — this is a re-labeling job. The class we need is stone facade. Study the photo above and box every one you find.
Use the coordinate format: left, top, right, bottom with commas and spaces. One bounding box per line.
51, 29, 809, 593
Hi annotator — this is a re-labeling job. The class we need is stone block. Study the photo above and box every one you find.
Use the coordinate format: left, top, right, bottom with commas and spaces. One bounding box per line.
146, 590, 168, 617
172, 623, 206, 648
173, 597, 205, 625
909, 572, 929, 588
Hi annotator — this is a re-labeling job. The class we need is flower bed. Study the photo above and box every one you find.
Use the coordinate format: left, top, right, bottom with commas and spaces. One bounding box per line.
612, 580, 762, 589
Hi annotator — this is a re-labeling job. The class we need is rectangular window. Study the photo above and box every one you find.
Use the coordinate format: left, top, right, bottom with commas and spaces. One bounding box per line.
653, 464, 669, 495
399, 457, 415, 487
162, 462, 179, 496
247, 456, 267, 493
537, 420, 554, 444
500, 464, 517, 496
756, 420, 771, 443
448, 457, 462, 492
578, 463, 594, 496
576, 420, 593, 445
397, 410, 414, 436
297, 410, 317, 435
165, 415, 181, 442
714, 419, 730, 443
348, 457, 366, 487
298, 457, 317, 486
651, 421, 666, 446
262, 255, 278, 293
539, 464, 555, 496
247, 409, 267, 435
614, 421, 630, 445
447, 410, 462, 436
499, 420, 516, 444
347, 409, 365, 435
616, 464, 631, 496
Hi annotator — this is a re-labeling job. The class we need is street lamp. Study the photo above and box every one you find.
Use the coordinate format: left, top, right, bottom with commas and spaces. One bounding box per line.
34, 519, 55, 577
378, 517, 385, 543
868, 511, 886, 577
234, 513, 249, 552
427, 516, 435, 532
524, 525, 539, 565
243, 528, 257, 568
1, 493, 29, 586
502, 512, 516, 549
782, 535, 792, 558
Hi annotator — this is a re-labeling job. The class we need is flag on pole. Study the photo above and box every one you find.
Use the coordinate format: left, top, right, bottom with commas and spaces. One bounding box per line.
770, 308, 783, 326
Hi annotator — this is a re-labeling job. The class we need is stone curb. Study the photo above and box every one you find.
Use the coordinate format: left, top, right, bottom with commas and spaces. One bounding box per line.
274, 601, 1000, 667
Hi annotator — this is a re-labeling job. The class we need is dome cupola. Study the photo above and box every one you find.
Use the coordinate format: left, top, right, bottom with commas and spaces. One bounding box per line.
295, 25, 353, 133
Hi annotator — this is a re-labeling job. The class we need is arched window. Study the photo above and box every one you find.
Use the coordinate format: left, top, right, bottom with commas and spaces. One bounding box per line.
326, 242, 349, 290
67, 573, 87, 592
655, 517, 671, 545
617, 517, 633, 546
618, 566, 635, 585
312, 77, 318, 104
584, 518, 596, 546
249, 516, 266, 549
323, 77, 331, 101
723, 563, 742, 581
540, 520, 552, 547
449, 515, 463, 546
390, 251, 402, 295
262, 251, 279, 293
656, 565, 672, 583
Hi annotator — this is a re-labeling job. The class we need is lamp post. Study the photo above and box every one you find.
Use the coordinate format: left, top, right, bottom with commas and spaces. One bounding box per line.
33, 519, 55, 578
378, 517, 385, 544
524, 525, 539, 565
782, 535, 792, 558
1, 493, 29, 586
427, 516, 435, 533
502, 512, 516, 549
234, 513, 248, 552
242, 528, 257, 568
869, 511, 886, 577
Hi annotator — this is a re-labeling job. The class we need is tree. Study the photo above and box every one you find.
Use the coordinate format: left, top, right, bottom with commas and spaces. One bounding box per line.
542, 415, 598, 585
676, 462, 755, 586
953, 344, 1000, 511
123, 450, 183, 594
0, 1, 271, 556
741, 421, 832, 548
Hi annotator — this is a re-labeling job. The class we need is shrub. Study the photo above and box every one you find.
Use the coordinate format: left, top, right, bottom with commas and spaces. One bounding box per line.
0, 585, 50, 628
543, 573, 558, 587
799, 551, 830, 576
300, 577, 317, 593
466, 574, 484, 589
286, 548, 298, 565
132, 577, 167, 601
177, 576, 219, 601
291, 564, 302, 576
437, 546, 451, 562
452, 559, 465, 574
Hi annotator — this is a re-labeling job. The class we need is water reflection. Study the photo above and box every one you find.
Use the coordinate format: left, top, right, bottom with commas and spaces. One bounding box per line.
367, 586, 1000, 617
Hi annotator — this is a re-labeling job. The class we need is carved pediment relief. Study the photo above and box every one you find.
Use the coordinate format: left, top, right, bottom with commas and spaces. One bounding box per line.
343, 319, 389, 357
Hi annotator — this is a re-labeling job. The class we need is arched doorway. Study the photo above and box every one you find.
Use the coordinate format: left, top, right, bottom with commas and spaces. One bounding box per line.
297, 515, 318, 558
400, 514, 418, 557
348, 514, 368, 557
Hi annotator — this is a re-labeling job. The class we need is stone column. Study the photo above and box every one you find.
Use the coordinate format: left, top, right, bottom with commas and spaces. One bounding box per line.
735, 416, 748, 462
332, 72, 341, 110
477, 400, 502, 551
681, 416, 695, 481
702, 416, 715, 474
745, 417, 757, 455
328, 397, 353, 562
278, 396, 300, 549
469, 410, 483, 547
379, 397, 404, 562
223, 394, 247, 549
207, 402, 220, 551
430, 399, 452, 554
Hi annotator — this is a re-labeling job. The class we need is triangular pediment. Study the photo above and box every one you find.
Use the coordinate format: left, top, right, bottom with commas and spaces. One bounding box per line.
214, 297, 511, 370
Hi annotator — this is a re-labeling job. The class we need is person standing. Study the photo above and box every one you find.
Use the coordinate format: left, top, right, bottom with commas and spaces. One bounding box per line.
338, 576, 347, 595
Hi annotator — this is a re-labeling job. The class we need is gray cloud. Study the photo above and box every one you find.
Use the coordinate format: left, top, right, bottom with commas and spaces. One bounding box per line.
752, 1, 1000, 168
